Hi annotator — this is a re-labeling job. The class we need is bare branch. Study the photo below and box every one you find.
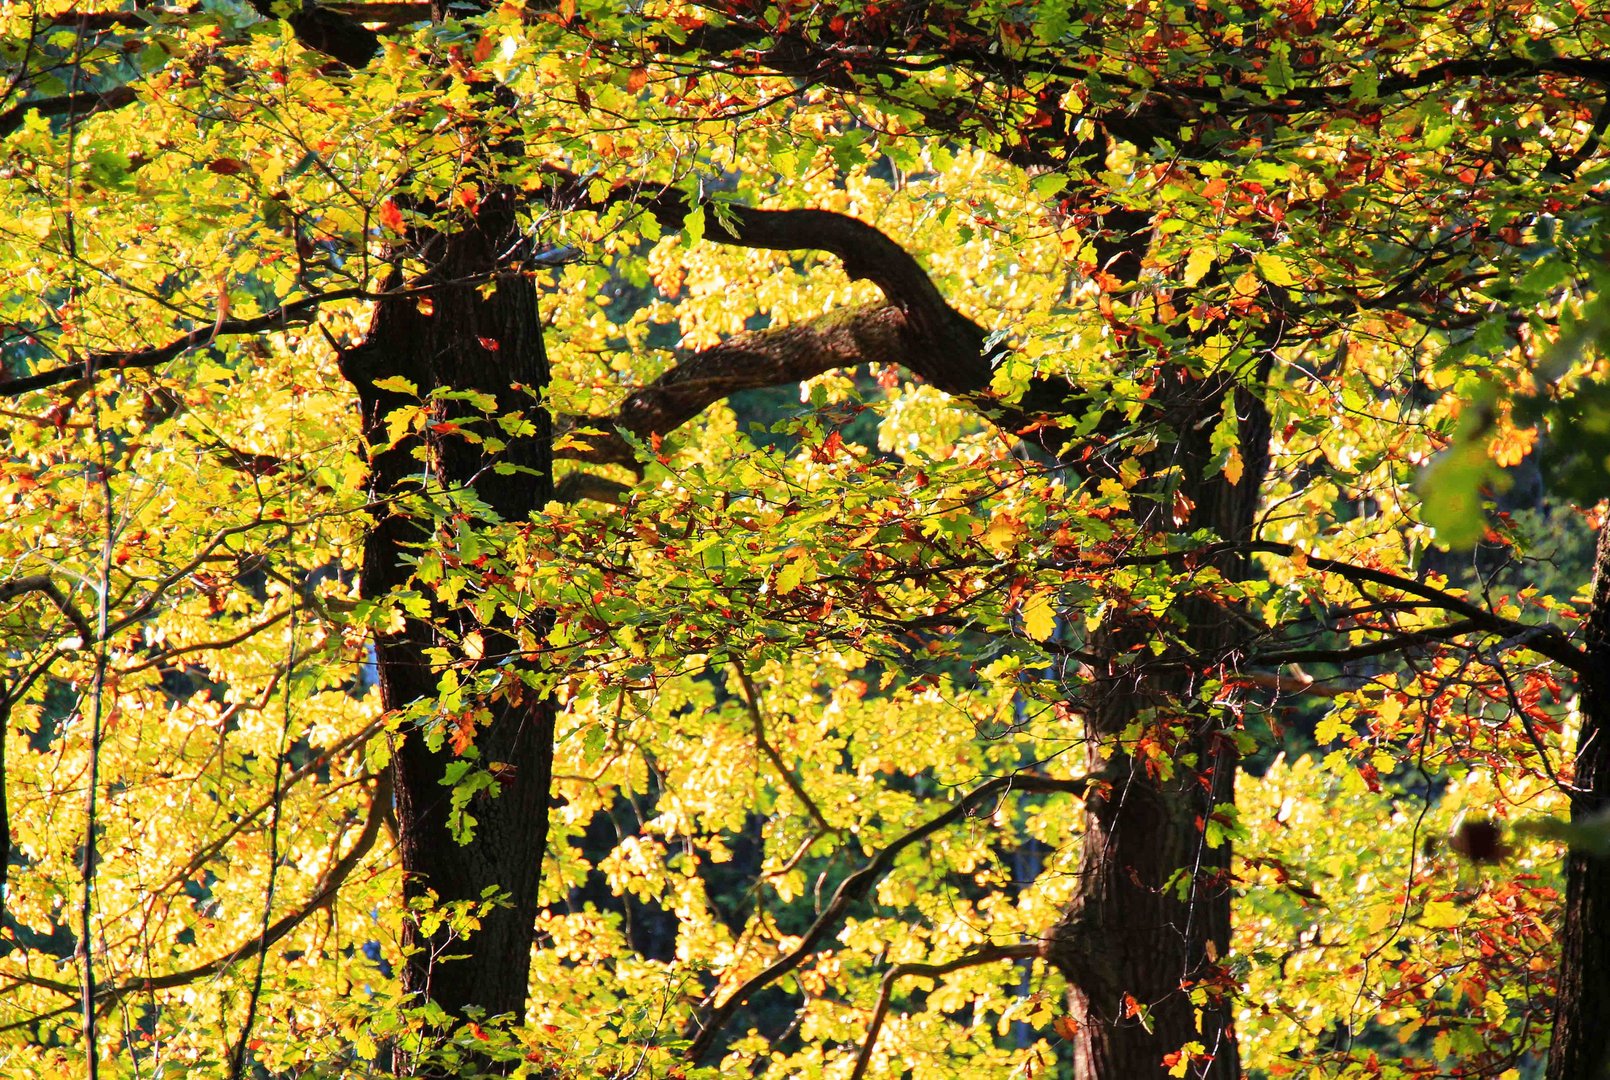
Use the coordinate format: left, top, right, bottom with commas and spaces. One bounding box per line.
0, 772, 388, 1021
734, 664, 836, 836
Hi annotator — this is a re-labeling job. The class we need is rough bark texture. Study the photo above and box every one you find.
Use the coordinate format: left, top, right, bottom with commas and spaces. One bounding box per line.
1045, 368, 1270, 1080
1548, 523, 1610, 1080
341, 188, 555, 1023
554, 197, 1266, 1076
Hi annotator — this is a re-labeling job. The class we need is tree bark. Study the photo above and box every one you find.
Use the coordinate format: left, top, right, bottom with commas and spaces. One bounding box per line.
341, 187, 555, 1025
1548, 523, 1610, 1080
1044, 367, 1270, 1080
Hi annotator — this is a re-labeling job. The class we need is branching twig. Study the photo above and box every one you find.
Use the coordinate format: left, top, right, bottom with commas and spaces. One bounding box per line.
849, 942, 1040, 1080
733, 664, 835, 836
684, 769, 1096, 1063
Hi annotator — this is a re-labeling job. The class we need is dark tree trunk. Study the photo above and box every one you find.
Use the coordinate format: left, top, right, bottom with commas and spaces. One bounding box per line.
1548, 524, 1610, 1080
1045, 369, 1270, 1080
341, 187, 555, 1024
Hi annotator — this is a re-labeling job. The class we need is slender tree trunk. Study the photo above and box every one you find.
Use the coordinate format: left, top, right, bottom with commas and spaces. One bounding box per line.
1548, 524, 1610, 1079
342, 187, 555, 1023
1045, 369, 1270, 1080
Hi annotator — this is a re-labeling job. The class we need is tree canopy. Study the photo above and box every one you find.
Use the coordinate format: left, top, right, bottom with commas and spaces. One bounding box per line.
2, 1, 1609, 1078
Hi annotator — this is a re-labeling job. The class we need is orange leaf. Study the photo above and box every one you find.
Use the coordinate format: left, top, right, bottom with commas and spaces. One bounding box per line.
378, 199, 405, 233
626, 66, 649, 92
1171, 490, 1195, 527
448, 712, 477, 755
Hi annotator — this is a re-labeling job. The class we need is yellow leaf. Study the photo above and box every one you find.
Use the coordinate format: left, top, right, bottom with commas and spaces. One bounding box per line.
985, 511, 1023, 554
1421, 899, 1463, 929
775, 556, 809, 595
463, 630, 484, 661
1254, 252, 1298, 286
1224, 445, 1244, 485
1182, 245, 1215, 286
1022, 590, 1056, 641
1097, 477, 1131, 510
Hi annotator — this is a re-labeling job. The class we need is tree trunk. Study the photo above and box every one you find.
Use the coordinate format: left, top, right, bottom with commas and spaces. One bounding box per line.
1548, 523, 1610, 1080
1045, 369, 1270, 1080
342, 188, 555, 1023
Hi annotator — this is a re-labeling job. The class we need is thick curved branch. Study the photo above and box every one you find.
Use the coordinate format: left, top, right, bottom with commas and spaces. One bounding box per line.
553, 471, 631, 505
659, 203, 988, 386
0, 84, 137, 139
684, 769, 1097, 1064
551, 173, 993, 392
0, 576, 93, 642
557, 303, 915, 468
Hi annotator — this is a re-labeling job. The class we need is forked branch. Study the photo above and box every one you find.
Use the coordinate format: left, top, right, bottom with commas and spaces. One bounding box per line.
849, 942, 1041, 1080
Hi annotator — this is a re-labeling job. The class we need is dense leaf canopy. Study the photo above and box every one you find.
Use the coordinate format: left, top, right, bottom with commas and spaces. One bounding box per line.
1, 0, 1609, 1078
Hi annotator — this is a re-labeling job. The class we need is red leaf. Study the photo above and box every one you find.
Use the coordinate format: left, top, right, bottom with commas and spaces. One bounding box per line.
206, 158, 247, 175
478, 336, 500, 352
811, 430, 844, 462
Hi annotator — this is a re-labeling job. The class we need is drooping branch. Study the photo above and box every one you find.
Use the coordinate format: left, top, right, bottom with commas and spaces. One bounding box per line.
0, 288, 372, 399
1105, 541, 1590, 674
0, 771, 388, 1023
683, 769, 1098, 1064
